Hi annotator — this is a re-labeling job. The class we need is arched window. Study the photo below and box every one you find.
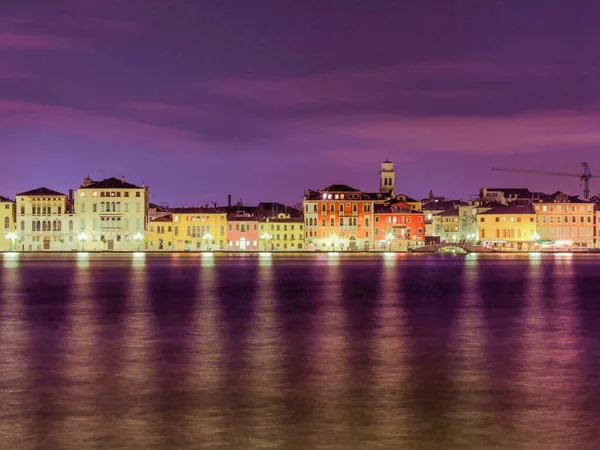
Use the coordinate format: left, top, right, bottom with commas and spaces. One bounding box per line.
313, 204, 317, 212
375, 228, 379, 236
117, 202, 121, 212
101, 202, 105, 212
322, 219, 326, 227
340, 218, 344, 226
340, 204, 344, 214
353, 204, 357, 213
330, 217, 335, 227
353, 218, 357, 226
187, 226, 191, 236
330, 203, 335, 213
384, 178, 388, 186
365, 217, 370, 227
69, 220, 73, 232
321, 204, 326, 214
112, 202, 116, 212
418, 228, 423, 236
4, 217, 8, 230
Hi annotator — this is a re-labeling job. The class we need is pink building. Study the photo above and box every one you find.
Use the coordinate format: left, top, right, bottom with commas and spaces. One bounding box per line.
226, 208, 259, 250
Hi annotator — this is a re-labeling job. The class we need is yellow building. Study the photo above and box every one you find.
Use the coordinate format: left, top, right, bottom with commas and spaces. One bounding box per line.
148, 214, 174, 251
16, 187, 78, 251
75, 177, 149, 251
478, 205, 537, 250
533, 191, 594, 248
259, 213, 305, 250
1, 195, 16, 251
171, 207, 227, 251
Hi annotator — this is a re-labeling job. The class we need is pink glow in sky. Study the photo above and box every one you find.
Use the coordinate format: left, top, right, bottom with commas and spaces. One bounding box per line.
1, 0, 599, 205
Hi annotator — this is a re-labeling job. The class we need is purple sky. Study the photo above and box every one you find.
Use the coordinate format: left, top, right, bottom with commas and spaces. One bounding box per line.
1, 0, 599, 206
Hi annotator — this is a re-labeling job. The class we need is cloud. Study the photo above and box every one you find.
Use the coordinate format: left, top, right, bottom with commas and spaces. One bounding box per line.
0, 99, 211, 153
0, 32, 76, 51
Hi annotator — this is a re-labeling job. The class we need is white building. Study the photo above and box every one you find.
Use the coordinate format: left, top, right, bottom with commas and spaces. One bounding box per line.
74, 177, 149, 251
16, 187, 78, 251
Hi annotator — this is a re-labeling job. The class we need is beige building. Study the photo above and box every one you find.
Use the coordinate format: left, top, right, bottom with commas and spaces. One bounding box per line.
1, 195, 16, 250
534, 192, 594, 248
75, 177, 149, 251
16, 187, 78, 251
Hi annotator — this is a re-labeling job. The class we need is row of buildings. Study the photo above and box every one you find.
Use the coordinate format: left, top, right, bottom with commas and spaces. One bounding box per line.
2, 161, 600, 252
0, 160, 427, 252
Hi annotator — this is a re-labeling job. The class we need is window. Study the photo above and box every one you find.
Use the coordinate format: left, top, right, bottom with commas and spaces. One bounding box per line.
93, 203, 97, 212
125, 192, 129, 198
330, 217, 335, 226
3, 217, 8, 229
365, 217, 370, 227
330, 204, 334, 213
322, 219, 326, 227
136, 192, 141, 197
481, 217, 485, 222
136, 203, 140, 212
20, 220, 24, 231
174, 226, 178, 237
80, 202, 85, 213
321, 204, 326, 214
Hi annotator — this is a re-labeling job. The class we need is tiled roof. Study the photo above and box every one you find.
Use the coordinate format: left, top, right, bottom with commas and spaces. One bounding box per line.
438, 208, 460, 217
0, 195, 14, 202
484, 188, 532, 197
479, 205, 536, 215
322, 184, 359, 192
16, 187, 65, 197
171, 207, 224, 214
80, 177, 142, 190
536, 191, 591, 204
150, 214, 173, 223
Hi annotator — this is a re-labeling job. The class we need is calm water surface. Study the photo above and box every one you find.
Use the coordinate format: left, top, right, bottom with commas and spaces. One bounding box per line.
1, 252, 600, 449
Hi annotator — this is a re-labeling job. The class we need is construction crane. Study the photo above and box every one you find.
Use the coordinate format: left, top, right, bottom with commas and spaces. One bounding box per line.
492, 162, 593, 201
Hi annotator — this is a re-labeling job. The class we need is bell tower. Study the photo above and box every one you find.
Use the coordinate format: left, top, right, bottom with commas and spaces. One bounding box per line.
379, 159, 396, 197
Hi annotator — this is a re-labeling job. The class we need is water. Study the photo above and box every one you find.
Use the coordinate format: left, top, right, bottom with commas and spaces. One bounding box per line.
1, 252, 599, 449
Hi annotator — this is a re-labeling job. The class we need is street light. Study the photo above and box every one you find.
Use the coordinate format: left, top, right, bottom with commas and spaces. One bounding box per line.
329, 232, 337, 250
133, 232, 144, 251
203, 232, 212, 251
4, 232, 17, 251
260, 233, 272, 251
78, 232, 88, 251
386, 232, 395, 251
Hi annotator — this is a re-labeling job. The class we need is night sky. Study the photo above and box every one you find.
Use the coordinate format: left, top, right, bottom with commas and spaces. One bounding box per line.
1, 0, 598, 206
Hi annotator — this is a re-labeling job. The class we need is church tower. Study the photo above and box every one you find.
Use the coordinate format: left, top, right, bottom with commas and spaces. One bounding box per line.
379, 159, 396, 197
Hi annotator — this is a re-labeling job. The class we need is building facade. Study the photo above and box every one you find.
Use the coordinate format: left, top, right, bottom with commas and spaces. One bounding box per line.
303, 184, 374, 251
1, 195, 16, 251
533, 192, 594, 248
260, 213, 304, 250
171, 207, 227, 251
478, 205, 537, 250
148, 215, 174, 251
16, 187, 77, 251
373, 202, 425, 250
226, 208, 260, 251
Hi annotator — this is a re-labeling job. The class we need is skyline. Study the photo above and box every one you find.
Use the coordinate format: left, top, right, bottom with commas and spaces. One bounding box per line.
1, 0, 599, 204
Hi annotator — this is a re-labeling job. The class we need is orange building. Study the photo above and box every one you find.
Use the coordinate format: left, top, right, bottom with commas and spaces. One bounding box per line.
303, 184, 374, 251
374, 202, 425, 250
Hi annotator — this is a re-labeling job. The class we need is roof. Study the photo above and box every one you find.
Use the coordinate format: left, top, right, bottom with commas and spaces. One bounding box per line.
150, 214, 173, 223
322, 184, 359, 192
422, 200, 467, 211
0, 195, 14, 203
438, 208, 460, 217
479, 205, 536, 215
536, 191, 591, 204
258, 202, 303, 219
16, 187, 65, 197
171, 207, 225, 214
483, 188, 532, 196
79, 177, 143, 190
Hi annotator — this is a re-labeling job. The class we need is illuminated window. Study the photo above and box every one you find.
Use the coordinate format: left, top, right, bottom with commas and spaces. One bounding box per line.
80, 192, 85, 197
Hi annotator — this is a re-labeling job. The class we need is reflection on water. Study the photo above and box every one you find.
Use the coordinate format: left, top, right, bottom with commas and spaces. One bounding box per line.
2, 253, 600, 449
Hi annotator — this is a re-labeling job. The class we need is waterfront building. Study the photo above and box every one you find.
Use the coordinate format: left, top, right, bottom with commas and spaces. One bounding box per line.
16, 187, 77, 251
458, 202, 501, 243
170, 207, 227, 250
226, 206, 260, 251
478, 188, 543, 205
478, 205, 537, 250
75, 177, 149, 251
256, 202, 304, 250
0, 195, 16, 251
147, 214, 174, 250
533, 191, 594, 248
373, 202, 425, 250
433, 208, 460, 242
303, 184, 374, 251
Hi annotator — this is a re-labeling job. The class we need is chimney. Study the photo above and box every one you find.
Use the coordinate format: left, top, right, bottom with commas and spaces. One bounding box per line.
68, 189, 74, 213
121, 175, 125, 183
227, 194, 232, 207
